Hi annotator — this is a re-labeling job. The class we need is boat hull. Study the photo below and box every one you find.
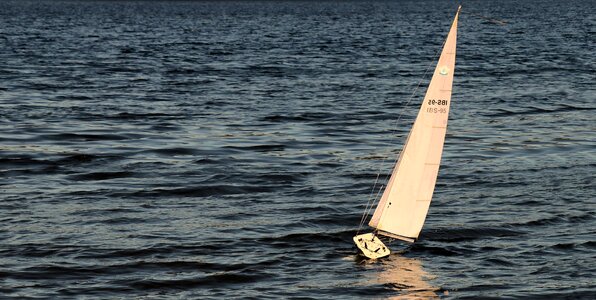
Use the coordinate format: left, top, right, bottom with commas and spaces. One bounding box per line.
353, 233, 391, 259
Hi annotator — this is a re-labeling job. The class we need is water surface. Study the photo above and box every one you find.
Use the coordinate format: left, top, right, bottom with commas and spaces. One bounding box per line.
1, 0, 594, 298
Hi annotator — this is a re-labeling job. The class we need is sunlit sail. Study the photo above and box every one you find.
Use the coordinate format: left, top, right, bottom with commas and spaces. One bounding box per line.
354, 6, 460, 259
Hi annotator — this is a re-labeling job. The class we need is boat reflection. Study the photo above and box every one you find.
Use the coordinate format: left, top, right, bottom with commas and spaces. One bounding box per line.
370, 255, 441, 299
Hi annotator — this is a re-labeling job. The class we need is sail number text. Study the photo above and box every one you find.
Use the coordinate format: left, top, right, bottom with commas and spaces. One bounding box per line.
427, 107, 447, 113
426, 99, 448, 114
427, 99, 448, 106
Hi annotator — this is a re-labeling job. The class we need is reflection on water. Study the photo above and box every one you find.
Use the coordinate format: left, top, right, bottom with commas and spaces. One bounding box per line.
372, 255, 441, 299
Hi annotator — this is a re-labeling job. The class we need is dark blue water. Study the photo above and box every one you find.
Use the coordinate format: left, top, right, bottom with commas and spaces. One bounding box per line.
1, 0, 594, 298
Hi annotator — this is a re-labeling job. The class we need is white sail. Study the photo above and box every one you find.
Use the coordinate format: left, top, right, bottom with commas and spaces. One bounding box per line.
368, 7, 460, 240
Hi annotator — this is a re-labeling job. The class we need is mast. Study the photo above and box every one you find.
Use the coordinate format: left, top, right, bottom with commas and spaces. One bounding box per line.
369, 6, 460, 241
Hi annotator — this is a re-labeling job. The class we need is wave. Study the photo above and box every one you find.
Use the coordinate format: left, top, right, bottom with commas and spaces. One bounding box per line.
224, 144, 286, 152
69, 171, 133, 181
261, 112, 336, 122
120, 185, 273, 198
483, 104, 594, 117
422, 226, 524, 242
42, 133, 129, 141
128, 272, 268, 290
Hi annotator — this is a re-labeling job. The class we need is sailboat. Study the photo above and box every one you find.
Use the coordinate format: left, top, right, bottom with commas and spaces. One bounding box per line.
354, 6, 461, 259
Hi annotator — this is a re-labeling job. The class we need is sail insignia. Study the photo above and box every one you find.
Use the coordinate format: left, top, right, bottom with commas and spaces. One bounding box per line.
439, 66, 450, 75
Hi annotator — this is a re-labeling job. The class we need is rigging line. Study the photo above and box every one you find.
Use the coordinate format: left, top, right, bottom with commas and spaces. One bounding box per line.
357, 181, 378, 233
357, 23, 450, 233
357, 183, 384, 234
454, 2, 507, 27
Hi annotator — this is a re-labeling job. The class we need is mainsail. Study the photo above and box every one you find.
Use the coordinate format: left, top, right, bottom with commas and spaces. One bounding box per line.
368, 7, 460, 241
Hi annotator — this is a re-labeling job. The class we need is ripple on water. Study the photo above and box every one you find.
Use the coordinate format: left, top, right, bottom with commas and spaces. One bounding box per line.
1, 0, 595, 298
